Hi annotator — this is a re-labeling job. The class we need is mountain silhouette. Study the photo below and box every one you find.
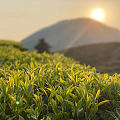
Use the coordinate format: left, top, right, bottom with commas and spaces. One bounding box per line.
22, 18, 120, 52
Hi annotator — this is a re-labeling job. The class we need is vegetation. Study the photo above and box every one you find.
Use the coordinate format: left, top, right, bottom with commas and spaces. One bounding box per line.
0, 41, 120, 120
62, 42, 120, 74
0, 40, 28, 51
35, 38, 51, 53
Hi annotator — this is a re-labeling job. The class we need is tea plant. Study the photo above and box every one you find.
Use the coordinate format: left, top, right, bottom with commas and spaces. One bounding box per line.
0, 42, 120, 120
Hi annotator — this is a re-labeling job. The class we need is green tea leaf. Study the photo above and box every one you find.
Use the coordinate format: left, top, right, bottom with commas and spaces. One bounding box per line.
95, 89, 100, 100
56, 94, 63, 104
97, 100, 110, 107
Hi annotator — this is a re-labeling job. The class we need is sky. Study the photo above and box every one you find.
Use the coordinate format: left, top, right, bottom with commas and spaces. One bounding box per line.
0, 0, 120, 41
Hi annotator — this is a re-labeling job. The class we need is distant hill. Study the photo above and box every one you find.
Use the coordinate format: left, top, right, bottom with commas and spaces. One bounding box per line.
62, 42, 120, 74
22, 18, 120, 52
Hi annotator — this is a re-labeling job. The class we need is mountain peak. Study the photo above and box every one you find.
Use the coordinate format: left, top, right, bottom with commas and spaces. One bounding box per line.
22, 17, 120, 52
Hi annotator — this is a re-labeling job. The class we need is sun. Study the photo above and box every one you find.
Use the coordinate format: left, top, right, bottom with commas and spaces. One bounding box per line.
91, 9, 105, 22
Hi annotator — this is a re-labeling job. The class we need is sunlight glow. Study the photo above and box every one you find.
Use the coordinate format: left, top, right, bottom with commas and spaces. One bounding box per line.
91, 9, 105, 22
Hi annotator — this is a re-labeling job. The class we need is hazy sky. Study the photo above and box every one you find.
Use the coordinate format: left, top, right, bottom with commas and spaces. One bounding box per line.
0, 0, 120, 41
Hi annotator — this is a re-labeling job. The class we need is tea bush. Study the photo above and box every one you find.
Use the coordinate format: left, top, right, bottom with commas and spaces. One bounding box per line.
0, 40, 28, 51
0, 43, 120, 120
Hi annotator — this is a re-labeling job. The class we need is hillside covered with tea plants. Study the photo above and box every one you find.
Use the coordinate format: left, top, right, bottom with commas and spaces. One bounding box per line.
0, 41, 120, 120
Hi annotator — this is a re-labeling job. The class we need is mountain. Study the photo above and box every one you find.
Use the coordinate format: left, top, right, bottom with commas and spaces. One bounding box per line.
62, 42, 120, 73
22, 18, 120, 52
